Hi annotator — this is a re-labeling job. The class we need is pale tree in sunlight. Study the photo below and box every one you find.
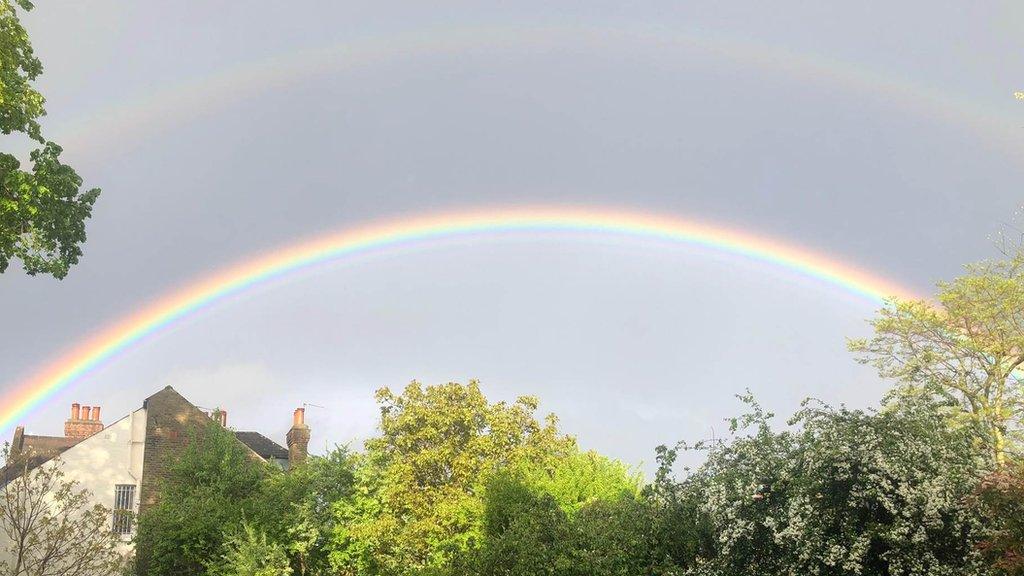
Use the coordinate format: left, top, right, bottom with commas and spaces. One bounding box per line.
331, 381, 577, 575
0, 447, 126, 576
849, 252, 1024, 467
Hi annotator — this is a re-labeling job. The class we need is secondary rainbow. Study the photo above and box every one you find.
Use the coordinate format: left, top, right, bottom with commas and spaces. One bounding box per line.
2, 206, 919, 433
56, 24, 1021, 165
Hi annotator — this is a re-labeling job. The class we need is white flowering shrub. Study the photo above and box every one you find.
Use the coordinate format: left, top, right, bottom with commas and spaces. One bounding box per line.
678, 392, 992, 576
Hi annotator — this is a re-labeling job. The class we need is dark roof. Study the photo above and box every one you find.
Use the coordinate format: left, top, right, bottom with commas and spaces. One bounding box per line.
4, 388, 289, 484
234, 431, 288, 460
1, 434, 82, 487
18, 435, 80, 455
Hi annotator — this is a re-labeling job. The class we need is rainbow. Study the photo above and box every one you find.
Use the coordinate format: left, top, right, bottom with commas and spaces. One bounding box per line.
54, 24, 1022, 165
3, 206, 919, 433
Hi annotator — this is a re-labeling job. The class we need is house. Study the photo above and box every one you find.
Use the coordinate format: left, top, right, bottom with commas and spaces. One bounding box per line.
1, 386, 312, 559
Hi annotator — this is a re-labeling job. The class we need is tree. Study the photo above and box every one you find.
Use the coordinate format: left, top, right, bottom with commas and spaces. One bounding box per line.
1, 0, 99, 279
330, 381, 645, 576
570, 496, 663, 576
330, 381, 576, 576
975, 464, 1024, 575
679, 392, 991, 576
457, 474, 576, 576
457, 459, 670, 576
133, 421, 271, 576
516, 449, 641, 516
456, 449, 647, 576
253, 447, 356, 576
637, 444, 715, 573
849, 253, 1024, 466
206, 523, 292, 576
0, 448, 127, 576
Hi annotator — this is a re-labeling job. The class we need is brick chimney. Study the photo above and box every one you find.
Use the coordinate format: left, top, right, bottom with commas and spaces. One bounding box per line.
207, 409, 228, 427
10, 426, 25, 457
65, 403, 103, 440
286, 408, 310, 467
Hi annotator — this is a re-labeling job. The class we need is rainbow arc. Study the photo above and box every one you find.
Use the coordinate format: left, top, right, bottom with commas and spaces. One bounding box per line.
1, 206, 919, 434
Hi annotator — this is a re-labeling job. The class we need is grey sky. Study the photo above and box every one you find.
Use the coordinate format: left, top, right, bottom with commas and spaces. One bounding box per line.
2, 2, 1022, 473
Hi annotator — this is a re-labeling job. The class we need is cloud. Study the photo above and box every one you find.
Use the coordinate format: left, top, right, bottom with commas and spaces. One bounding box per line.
157, 362, 281, 415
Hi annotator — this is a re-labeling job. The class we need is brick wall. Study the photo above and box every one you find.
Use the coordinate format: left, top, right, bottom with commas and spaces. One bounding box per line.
286, 425, 311, 467
138, 386, 219, 514
136, 387, 275, 574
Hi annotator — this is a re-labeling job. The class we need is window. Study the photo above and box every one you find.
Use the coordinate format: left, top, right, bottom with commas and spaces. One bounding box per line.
112, 484, 136, 535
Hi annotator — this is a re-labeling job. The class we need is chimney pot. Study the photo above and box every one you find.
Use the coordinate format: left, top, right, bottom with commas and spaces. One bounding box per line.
64, 404, 102, 440
293, 408, 305, 427
220, 410, 227, 427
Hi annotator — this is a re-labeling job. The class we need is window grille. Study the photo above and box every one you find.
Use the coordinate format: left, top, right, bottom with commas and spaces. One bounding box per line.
112, 484, 136, 535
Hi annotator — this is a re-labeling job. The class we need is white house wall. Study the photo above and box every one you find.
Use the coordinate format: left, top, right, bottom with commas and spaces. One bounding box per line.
59, 407, 147, 553
0, 407, 147, 564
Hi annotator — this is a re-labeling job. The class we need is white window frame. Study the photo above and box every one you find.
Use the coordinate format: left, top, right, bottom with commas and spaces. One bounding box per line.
112, 484, 136, 535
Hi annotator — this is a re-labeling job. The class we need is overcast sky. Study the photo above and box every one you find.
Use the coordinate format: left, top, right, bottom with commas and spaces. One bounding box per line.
2, 2, 1022, 473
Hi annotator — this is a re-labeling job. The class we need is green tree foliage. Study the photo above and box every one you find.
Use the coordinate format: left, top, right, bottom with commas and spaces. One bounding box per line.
975, 464, 1024, 575
134, 421, 272, 576
133, 412, 356, 576
849, 253, 1024, 466
516, 449, 642, 516
571, 495, 666, 576
206, 523, 293, 576
457, 467, 676, 576
677, 392, 990, 576
475, 448, 655, 575
330, 381, 644, 576
255, 447, 357, 576
128, 382, 1008, 575
457, 474, 576, 576
644, 444, 718, 572
0, 0, 43, 140
330, 381, 578, 575
0, 0, 100, 278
